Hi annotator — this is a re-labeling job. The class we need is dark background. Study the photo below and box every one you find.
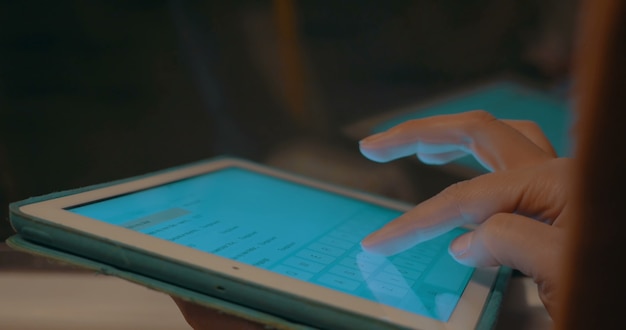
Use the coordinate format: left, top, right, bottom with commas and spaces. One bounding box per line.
0, 0, 579, 243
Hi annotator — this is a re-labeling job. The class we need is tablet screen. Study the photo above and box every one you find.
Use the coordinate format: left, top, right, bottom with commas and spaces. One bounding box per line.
68, 166, 474, 321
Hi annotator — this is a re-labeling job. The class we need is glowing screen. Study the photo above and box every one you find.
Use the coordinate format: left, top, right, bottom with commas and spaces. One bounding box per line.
69, 167, 473, 321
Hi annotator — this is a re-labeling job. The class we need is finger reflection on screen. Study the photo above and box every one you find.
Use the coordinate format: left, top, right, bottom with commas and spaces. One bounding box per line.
356, 251, 459, 321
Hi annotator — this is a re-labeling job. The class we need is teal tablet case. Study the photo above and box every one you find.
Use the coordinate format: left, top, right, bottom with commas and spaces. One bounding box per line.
7, 158, 512, 329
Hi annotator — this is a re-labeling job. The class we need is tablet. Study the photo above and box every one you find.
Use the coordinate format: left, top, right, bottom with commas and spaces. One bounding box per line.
10, 157, 503, 330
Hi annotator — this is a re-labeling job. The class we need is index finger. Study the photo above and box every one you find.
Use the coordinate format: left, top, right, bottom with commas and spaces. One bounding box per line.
359, 111, 554, 172
361, 159, 569, 255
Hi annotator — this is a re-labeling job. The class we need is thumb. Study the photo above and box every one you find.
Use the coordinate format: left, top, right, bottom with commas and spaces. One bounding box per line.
448, 213, 563, 280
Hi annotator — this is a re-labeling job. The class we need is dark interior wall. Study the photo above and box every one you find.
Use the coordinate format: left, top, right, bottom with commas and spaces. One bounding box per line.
0, 1, 297, 240
296, 0, 579, 126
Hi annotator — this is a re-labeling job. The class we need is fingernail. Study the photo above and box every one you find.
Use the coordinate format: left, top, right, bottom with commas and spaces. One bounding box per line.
359, 132, 386, 144
360, 231, 391, 255
360, 238, 391, 256
449, 233, 472, 258
360, 233, 378, 248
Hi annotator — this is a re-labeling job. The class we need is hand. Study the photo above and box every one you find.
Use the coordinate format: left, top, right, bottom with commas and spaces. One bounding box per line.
359, 110, 570, 315
172, 297, 265, 330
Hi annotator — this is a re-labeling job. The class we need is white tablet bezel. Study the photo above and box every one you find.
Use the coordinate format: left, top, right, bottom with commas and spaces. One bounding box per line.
17, 157, 498, 330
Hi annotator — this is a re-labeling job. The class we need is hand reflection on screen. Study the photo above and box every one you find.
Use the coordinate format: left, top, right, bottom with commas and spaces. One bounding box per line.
356, 251, 461, 321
